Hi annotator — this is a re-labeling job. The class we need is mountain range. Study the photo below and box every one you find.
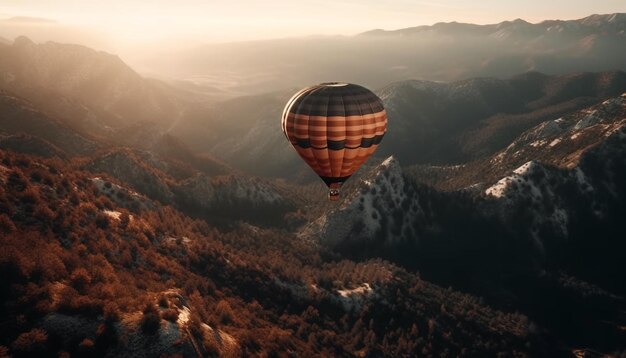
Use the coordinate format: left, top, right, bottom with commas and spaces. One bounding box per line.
0, 35, 211, 137
1, 18, 626, 356
170, 70, 626, 181
140, 13, 626, 95
302, 93, 626, 352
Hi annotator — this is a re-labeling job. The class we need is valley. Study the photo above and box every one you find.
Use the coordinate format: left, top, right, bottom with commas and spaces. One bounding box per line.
0, 12, 625, 356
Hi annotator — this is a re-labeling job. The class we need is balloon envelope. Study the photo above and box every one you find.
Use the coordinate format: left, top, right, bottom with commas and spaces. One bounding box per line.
281, 82, 387, 200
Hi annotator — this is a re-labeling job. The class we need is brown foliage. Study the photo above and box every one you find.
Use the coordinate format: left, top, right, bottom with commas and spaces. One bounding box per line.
69, 268, 92, 291
161, 309, 179, 322
141, 303, 161, 335
216, 300, 234, 325
11, 328, 48, 355
0, 214, 16, 233
7, 170, 28, 192
77, 338, 95, 355
103, 302, 121, 322
201, 334, 220, 357
0, 150, 541, 357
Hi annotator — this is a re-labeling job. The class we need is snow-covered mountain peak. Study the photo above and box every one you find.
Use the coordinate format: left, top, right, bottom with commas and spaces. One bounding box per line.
380, 155, 399, 169
357, 156, 407, 212
513, 161, 539, 175
303, 156, 424, 248
363, 156, 401, 185
489, 92, 626, 170
485, 161, 542, 199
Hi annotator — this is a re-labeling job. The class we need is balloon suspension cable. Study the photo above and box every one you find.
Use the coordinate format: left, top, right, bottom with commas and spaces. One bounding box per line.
328, 183, 342, 201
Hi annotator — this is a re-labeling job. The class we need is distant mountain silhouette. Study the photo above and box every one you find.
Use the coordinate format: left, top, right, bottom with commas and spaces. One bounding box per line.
147, 13, 626, 94
170, 89, 308, 180
359, 13, 626, 38
0, 36, 190, 132
0, 90, 99, 155
173, 71, 626, 180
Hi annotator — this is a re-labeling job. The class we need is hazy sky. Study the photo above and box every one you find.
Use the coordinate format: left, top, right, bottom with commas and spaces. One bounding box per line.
1, 0, 625, 46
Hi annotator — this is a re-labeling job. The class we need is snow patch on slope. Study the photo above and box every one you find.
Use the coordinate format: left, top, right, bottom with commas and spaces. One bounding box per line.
485, 161, 542, 198
490, 92, 626, 170
306, 156, 423, 247
338, 283, 372, 297
336, 283, 375, 310
158, 289, 238, 356
483, 156, 616, 252
103, 210, 121, 220
574, 110, 603, 130
91, 177, 155, 210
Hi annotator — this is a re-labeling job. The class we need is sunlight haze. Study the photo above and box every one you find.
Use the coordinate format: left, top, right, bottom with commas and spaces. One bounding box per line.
1, 0, 625, 47
1, 0, 626, 356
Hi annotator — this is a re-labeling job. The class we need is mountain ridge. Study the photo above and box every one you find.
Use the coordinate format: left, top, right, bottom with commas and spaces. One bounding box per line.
378, 70, 626, 165
0, 36, 204, 134
143, 12, 626, 94
1, 32, 625, 356
0, 148, 552, 357
358, 13, 626, 37
0, 89, 100, 155
175, 70, 626, 179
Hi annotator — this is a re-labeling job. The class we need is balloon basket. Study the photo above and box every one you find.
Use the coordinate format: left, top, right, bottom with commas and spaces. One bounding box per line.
328, 183, 341, 201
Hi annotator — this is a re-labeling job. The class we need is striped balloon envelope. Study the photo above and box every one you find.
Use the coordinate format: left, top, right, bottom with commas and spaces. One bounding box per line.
281, 82, 388, 201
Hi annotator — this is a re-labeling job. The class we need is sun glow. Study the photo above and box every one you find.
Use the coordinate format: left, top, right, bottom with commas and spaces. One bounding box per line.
1, 0, 625, 46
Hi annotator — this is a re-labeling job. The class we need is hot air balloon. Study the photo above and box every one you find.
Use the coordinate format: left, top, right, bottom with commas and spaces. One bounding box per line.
281, 83, 387, 201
